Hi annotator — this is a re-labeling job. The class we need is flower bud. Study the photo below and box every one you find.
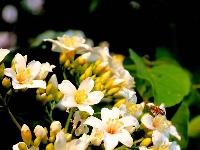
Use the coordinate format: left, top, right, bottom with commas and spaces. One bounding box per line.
0, 63, 5, 80
66, 133, 72, 142
106, 87, 121, 96
59, 53, 67, 65
100, 71, 112, 84
46, 83, 53, 95
139, 138, 152, 147
45, 143, 54, 150
18, 142, 28, 150
84, 66, 93, 78
114, 99, 126, 107
21, 124, 32, 147
33, 136, 41, 147
2, 77, 11, 88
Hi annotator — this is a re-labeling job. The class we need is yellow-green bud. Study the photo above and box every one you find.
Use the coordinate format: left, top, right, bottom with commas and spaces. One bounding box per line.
114, 99, 126, 107
18, 142, 28, 150
79, 62, 90, 75
94, 82, 102, 91
55, 91, 64, 102
59, 53, 67, 65
0, 63, 5, 80
139, 138, 152, 147
47, 94, 54, 102
7, 89, 12, 95
79, 74, 86, 82
106, 87, 121, 96
64, 59, 70, 68
91, 74, 96, 80
33, 136, 41, 147
48, 135, 55, 143
45, 143, 54, 150
94, 59, 102, 66
79, 111, 89, 119
2, 77, 11, 88
46, 83, 53, 95
66, 133, 72, 142
84, 66, 93, 78
100, 71, 112, 84
93, 62, 108, 75
104, 79, 114, 89
94, 77, 101, 84
146, 131, 153, 137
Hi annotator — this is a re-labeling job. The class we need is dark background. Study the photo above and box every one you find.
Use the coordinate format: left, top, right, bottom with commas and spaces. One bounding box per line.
1, 0, 200, 149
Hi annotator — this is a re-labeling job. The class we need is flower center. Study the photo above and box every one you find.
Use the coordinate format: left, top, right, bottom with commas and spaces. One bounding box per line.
16, 68, 31, 84
153, 115, 169, 131
74, 90, 88, 104
106, 118, 124, 134
63, 37, 75, 47
126, 102, 139, 115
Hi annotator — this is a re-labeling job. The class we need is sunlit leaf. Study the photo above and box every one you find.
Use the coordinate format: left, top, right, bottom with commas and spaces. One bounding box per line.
188, 115, 200, 138
171, 102, 189, 149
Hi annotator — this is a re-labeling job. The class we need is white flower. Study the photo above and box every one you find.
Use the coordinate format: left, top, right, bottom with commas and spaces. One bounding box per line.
43, 35, 91, 54
54, 131, 67, 150
35, 62, 56, 80
50, 121, 62, 135
66, 133, 90, 150
34, 125, 47, 138
73, 111, 89, 136
141, 114, 181, 140
4, 53, 46, 89
119, 88, 144, 118
59, 77, 104, 115
0, 48, 10, 62
84, 107, 139, 150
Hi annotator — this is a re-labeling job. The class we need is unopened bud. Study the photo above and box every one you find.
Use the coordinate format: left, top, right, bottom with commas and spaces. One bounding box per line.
18, 142, 28, 150
114, 99, 126, 107
139, 138, 152, 147
45, 143, 54, 150
55, 91, 64, 102
106, 87, 121, 96
46, 83, 53, 95
59, 53, 67, 65
66, 133, 72, 142
84, 66, 93, 78
47, 94, 54, 102
7, 89, 12, 95
33, 136, 41, 147
100, 71, 112, 84
64, 59, 70, 68
0, 63, 5, 80
2, 77, 11, 88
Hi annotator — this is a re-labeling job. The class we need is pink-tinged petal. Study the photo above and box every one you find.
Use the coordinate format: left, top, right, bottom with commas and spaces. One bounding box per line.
78, 77, 94, 93
104, 134, 119, 150
26, 80, 46, 89
55, 131, 66, 150
66, 139, 86, 150
141, 114, 154, 130
101, 107, 120, 123
0, 48, 10, 62
58, 80, 76, 96
61, 95, 77, 108
87, 91, 104, 105
14, 53, 26, 72
117, 129, 133, 147
27, 61, 42, 79
77, 105, 94, 115
84, 116, 104, 130
119, 116, 139, 129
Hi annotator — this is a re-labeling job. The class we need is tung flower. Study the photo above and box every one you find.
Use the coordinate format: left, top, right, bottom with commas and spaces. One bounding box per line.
59, 77, 104, 115
4, 53, 46, 89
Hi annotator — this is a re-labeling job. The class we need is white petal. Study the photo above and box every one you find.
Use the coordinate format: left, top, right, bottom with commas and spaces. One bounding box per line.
141, 114, 154, 130
55, 131, 66, 150
101, 107, 120, 123
14, 53, 26, 72
77, 105, 94, 115
4, 68, 16, 79
87, 91, 104, 105
58, 80, 76, 96
84, 116, 104, 130
61, 95, 77, 108
12, 81, 27, 89
26, 80, 46, 89
169, 125, 181, 140
152, 130, 164, 149
104, 134, 119, 150
0, 48, 10, 62
27, 60, 42, 79
120, 116, 139, 129
117, 129, 133, 147
78, 77, 94, 93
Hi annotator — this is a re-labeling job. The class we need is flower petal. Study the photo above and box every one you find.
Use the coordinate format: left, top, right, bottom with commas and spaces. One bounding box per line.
14, 53, 26, 72
141, 114, 154, 130
61, 95, 77, 108
58, 80, 76, 96
101, 107, 120, 123
78, 77, 94, 93
104, 133, 119, 150
120, 116, 139, 129
27, 60, 42, 80
77, 105, 94, 115
84, 116, 104, 130
117, 129, 133, 147
87, 91, 104, 105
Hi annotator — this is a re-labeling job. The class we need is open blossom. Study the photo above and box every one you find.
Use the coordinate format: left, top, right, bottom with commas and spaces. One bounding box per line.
4, 53, 46, 89
0, 48, 10, 62
84, 107, 139, 150
141, 113, 181, 141
43, 34, 91, 54
58, 77, 104, 115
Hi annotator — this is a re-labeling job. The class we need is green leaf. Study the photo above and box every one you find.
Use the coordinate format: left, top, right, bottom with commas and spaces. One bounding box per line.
149, 64, 191, 107
171, 102, 189, 149
128, 49, 191, 107
188, 115, 200, 138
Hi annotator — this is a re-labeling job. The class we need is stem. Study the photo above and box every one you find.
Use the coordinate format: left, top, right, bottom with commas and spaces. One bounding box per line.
64, 108, 74, 133
132, 137, 144, 146
0, 94, 21, 131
